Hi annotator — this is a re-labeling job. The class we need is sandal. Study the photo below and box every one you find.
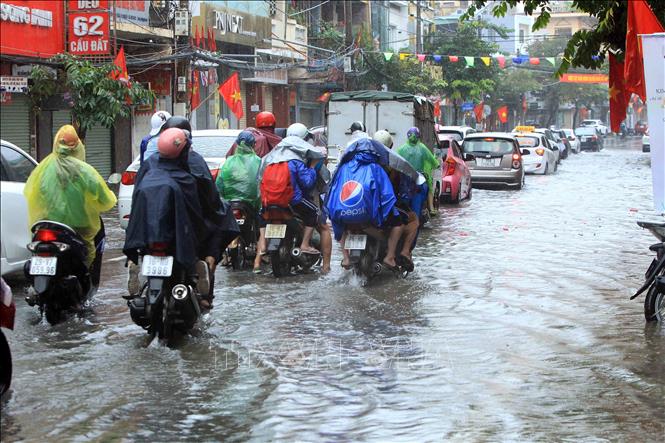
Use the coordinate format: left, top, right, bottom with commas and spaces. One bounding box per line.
382, 260, 398, 271
397, 255, 414, 272
340, 260, 353, 270
253, 267, 262, 274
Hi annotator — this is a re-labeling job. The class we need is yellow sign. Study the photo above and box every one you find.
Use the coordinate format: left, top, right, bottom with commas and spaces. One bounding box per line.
513, 125, 535, 132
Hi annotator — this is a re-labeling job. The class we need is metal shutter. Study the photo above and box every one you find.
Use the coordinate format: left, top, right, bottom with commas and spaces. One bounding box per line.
264, 85, 273, 114
52, 110, 72, 137
85, 125, 112, 178
0, 95, 31, 149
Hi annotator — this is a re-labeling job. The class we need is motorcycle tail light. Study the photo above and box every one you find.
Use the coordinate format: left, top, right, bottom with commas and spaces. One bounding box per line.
210, 168, 220, 181
121, 171, 136, 185
149, 242, 169, 256
233, 208, 243, 219
35, 229, 58, 242
535, 148, 545, 156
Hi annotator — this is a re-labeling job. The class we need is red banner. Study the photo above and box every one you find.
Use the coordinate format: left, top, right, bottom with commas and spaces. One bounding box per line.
560, 73, 608, 84
68, 11, 110, 55
0, 1, 65, 58
68, 1, 109, 11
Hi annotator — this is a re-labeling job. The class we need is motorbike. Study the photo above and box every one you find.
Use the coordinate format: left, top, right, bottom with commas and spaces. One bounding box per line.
126, 242, 202, 341
227, 200, 259, 270
632, 220, 665, 322
24, 220, 103, 324
262, 205, 320, 277
0, 278, 15, 397
343, 225, 411, 281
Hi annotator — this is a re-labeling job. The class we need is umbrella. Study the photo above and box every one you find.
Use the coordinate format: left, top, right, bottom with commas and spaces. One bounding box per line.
339, 138, 425, 185
259, 136, 327, 179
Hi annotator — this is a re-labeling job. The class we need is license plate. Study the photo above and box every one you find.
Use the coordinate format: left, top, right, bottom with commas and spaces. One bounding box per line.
236, 218, 245, 225
30, 256, 57, 275
141, 255, 174, 277
345, 234, 367, 250
265, 224, 287, 239
479, 158, 498, 167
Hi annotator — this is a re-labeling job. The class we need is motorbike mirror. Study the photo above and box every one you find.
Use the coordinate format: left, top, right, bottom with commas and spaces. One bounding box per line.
107, 173, 122, 185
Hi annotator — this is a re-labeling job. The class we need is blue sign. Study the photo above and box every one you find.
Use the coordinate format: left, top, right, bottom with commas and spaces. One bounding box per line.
461, 102, 475, 112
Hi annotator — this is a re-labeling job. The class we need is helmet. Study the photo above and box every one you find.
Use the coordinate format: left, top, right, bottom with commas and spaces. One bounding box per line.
158, 128, 189, 159
58, 125, 80, 148
349, 121, 366, 133
149, 110, 172, 136
256, 111, 276, 128
236, 130, 256, 148
287, 122, 310, 139
373, 130, 393, 148
163, 116, 192, 133
407, 127, 421, 139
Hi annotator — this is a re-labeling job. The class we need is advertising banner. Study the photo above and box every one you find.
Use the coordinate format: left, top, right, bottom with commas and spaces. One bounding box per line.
0, 0, 65, 58
113, 0, 149, 25
68, 11, 110, 55
559, 73, 609, 84
641, 33, 665, 214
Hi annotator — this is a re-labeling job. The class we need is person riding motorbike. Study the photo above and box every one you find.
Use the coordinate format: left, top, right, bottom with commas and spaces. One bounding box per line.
347, 121, 370, 147
128, 116, 239, 305
23, 125, 117, 284
397, 127, 439, 218
124, 128, 213, 303
226, 111, 282, 158
140, 110, 171, 163
374, 130, 418, 271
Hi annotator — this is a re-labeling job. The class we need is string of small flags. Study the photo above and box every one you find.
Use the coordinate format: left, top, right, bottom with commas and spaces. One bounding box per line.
380, 52, 564, 68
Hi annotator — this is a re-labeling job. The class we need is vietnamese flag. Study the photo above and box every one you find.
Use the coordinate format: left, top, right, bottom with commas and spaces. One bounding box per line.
433, 99, 441, 118
624, 0, 664, 101
195, 25, 202, 48
191, 70, 201, 111
474, 102, 484, 122
317, 92, 331, 103
219, 72, 243, 119
497, 105, 508, 124
110, 46, 129, 83
608, 54, 629, 133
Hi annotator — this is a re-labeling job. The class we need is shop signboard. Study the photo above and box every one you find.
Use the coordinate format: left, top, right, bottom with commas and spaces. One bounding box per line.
0, 0, 65, 58
193, 2, 271, 49
0, 76, 28, 93
67, 1, 110, 55
113, 0, 149, 25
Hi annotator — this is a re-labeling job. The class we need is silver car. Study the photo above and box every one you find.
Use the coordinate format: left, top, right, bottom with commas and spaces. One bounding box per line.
461, 133, 525, 189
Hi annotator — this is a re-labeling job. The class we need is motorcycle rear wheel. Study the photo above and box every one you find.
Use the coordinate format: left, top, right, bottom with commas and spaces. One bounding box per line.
230, 238, 247, 270
271, 246, 291, 277
644, 285, 665, 322
0, 330, 11, 397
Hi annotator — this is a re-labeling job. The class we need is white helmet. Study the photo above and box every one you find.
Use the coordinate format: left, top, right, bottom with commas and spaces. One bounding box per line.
373, 130, 393, 148
149, 110, 172, 136
287, 122, 309, 139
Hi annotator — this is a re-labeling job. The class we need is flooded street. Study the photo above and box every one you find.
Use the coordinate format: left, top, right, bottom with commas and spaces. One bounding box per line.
2, 138, 663, 441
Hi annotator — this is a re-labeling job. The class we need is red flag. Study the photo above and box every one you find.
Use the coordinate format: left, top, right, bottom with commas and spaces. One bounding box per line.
219, 72, 243, 119
195, 25, 201, 48
473, 102, 484, 122
497, 105, 508, 124
496, 55, 505, 69
109, 46, 129, 83
609, 54, 629, 133
433, 100, 441, 118
191, 70, 201, 111
208, 27, 217, 52
449, 55, 458, 62
521, 95, 527, 113
201, 26, 207, 50
317, 92, 331, 103
624, 0, 664, 101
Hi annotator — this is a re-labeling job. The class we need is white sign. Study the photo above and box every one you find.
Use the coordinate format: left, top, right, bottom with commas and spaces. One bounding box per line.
174, 9, 189, 36
343, 56, 352, 73
250, 104, 259, 112
113, 0, 149, 25
215, 10, 243, 34
0, 76, 28, 93
0, 2, 53, 27
641, 33, 665, 214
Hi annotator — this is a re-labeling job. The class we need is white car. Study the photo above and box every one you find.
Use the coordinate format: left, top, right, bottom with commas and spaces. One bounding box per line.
118, 129, 242, 229
514, 132, 557, 175
436, 125, 476, 142
562, 128, 581, 153
1, 140, 37, 276
642, 131, 650, 153
533, 128, 564, 162
580, 119, 609, 135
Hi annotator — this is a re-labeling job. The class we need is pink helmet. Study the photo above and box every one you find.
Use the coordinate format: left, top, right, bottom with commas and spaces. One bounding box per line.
158, 128, 188, 159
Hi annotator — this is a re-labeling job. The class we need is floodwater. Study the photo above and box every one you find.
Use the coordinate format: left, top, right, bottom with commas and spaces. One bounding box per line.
2, 138, 663, 441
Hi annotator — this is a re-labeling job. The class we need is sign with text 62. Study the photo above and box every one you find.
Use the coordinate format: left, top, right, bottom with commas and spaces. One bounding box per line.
68, 11, 110, 55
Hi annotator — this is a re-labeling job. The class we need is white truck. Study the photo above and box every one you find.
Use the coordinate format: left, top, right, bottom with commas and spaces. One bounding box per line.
326, 91, 442, 202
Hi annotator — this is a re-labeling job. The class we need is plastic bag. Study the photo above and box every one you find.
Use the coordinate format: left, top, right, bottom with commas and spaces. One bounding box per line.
23, 125, 117, 265
216, 143, 261, 208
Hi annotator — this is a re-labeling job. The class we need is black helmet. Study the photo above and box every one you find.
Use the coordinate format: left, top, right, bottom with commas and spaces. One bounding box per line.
163, 116, 192, 133
349, 121, 365, 132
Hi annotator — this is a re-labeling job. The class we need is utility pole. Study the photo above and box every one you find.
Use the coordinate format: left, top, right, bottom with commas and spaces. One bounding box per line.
415, 0, 422, 54
344, 0, 354, 90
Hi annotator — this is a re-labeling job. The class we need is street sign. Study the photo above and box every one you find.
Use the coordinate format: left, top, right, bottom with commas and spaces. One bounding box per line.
461, 102, 474, 112
67, 1, 111, 55
0, 76, 28, 93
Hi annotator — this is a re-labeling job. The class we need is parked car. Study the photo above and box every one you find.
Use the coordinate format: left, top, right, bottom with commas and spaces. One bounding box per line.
555, 129, 572, 158
461, 133, 525, 189
635, 120, 649, 136
437, 135, 472, 203
562, 128, 581, 153
436, 125, 476, 142
643, 131, 650, 153
118, 129, 241, 229
575, 126, 603, 151
1, 140, 37, 276
514, 132, 557, 175
534, 128, 566, 161
580, 119, 609, 135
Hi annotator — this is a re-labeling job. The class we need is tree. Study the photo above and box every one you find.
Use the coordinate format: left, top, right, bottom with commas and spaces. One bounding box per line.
493, 69, 541, 122
29, 54, 152, 140
461, 0, 665, 75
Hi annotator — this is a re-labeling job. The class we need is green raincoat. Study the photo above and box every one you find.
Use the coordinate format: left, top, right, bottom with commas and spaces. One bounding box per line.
23, 125, 117, 265
216, 142, 261, 209
397, 140, 440, 188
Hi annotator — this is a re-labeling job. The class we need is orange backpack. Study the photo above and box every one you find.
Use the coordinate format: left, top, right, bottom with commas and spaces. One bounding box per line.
260, 162, 294, 208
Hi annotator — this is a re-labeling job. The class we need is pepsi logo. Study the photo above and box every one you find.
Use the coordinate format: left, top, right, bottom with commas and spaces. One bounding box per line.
340, 180, 363, 207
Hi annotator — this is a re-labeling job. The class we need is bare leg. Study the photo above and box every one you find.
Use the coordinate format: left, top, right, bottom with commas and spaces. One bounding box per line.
300, 226, 318, 253
317, 223, 332, 273
254, 227, 266, 271
427, 188, 436, 214
400, 217, 419, 259
384, 225, 403, 268
340, 232, 351, 268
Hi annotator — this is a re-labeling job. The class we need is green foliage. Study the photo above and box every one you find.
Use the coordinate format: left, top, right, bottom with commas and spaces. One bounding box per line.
356, 53, 448, 96
30, 54, 152, 140
309, 21, 345, 51
461, 0, 665, 76
493, 70, 540, 106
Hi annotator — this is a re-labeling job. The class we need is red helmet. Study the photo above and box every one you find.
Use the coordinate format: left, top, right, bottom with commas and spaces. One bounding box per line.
256, 111, 276, 128
158, 128, 188, 159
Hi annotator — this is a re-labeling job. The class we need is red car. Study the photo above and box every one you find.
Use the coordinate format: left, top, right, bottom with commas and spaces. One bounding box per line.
437, 135, 472, 203
635, 121, 648, 135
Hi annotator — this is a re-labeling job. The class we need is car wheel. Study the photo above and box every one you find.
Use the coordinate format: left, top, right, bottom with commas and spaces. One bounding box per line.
543, 163, 549, 175
466, 186, 472, 201
516, 174, 524, 190
434, 183, 441, 209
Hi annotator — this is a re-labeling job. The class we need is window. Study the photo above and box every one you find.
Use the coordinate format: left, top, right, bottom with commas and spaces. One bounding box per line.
191, 135, 237, 158
555, 27, 572, 37
1, 145, 35, 182
519, 29, 525, 44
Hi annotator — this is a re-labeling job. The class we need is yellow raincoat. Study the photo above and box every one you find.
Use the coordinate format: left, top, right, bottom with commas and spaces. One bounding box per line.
23, 125, 117, 265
